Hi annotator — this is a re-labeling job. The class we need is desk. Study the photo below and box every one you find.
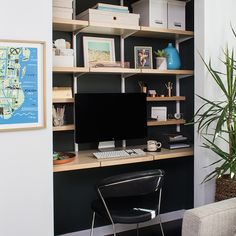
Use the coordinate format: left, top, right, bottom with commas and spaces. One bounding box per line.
53, 147, 194, 172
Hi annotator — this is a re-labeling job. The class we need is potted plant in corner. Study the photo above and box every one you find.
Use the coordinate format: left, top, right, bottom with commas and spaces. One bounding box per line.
154, 49, 168, 70
194, 43, 236, 201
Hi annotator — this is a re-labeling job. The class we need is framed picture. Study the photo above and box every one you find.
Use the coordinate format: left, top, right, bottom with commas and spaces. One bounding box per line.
0, 39, 46, 131
134, 46, 153, 69
83, 36, 115, 67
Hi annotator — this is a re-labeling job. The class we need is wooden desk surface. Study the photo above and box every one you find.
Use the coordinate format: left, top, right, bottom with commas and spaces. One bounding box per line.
53, 147, 194, 173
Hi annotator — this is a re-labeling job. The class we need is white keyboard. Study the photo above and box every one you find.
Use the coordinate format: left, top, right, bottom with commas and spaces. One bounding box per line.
93, 149, 146, 159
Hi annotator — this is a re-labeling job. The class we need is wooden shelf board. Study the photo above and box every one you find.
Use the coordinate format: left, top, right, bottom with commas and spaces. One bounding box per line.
147, 119, 185, 126
153, 147, 194, 160
100, 155, 153, 167
53, 147, 193, 172
53, 18, 88, 32
53, 124, 75, 131
89, 67, 140, 74
81, 22, 139, 36
147, 96, 186, 101
53, 67, 89, 73
134, 26, 194, 40
53, 153, 100, 172
141, 69, 194, 75
53, 98, 74, 103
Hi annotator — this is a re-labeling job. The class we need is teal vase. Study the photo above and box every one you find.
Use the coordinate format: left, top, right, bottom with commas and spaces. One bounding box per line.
164, 43, 181, 70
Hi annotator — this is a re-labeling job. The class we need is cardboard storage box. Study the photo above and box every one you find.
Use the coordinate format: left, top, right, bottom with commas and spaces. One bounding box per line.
76, 9, 140, 28
53, 55, 74, 67
132, 0, 167, 28
167, 0, 186, 30
53, 7, 73, 19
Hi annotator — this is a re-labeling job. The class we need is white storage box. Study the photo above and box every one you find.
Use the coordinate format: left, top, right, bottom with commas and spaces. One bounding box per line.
53, 0, 73, 9
132, 0, 167, 28
76, 9, 140, 28
53, 55, 74, 67
53, 7, 73, 19
167, 0, 186, 30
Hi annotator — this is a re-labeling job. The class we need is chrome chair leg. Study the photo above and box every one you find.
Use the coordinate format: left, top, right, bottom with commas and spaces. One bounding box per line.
158, 214, 165, 236
90, 211, 96, 236
136, 223, 139, 236
111, 222, 116, 236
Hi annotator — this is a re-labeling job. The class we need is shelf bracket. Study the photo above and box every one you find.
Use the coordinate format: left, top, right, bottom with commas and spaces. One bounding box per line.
123, 73, 138, 79
74, 72, 87, 78
176, 36, 193, 44
177, 74, 192, 80
122, 30, 139, 39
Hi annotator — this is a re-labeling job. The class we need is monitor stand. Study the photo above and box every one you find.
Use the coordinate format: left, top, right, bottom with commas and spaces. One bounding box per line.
98, 141, 115, 151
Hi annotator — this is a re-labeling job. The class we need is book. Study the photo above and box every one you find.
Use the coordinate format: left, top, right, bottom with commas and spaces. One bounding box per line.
53, 7, 73, 19
169, 143, 191, 149
92, 3, 129, 11
53, 0, 73, 9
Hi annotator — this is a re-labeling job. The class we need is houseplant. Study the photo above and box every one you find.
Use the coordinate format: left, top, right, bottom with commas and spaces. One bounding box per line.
194, 44, 236, 201
154, 49, 168, 70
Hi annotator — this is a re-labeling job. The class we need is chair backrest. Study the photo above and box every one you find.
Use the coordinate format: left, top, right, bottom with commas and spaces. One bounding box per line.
97, 169, 164, 198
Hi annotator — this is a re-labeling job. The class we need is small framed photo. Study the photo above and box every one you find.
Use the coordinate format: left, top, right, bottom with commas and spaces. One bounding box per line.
134, 46, 153, 69
0, 39, 46, 131
151, 107, 167, 121
83, 36, 115, 67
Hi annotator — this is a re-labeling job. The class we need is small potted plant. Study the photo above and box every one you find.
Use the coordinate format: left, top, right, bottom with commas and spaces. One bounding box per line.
154, 49, 168, 70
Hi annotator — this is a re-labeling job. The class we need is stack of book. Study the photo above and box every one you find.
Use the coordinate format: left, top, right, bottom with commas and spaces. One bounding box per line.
91, 3, 129, 13
161, 132, 191, 150
53, 0, 73, 19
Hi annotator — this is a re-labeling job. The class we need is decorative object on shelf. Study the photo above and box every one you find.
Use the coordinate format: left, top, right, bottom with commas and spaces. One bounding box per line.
0, 39, 46, 131
165, 81, 173, 97
83, 36, 115, 67
192, 28, 236, 200
53, 38, 74, 67
91, 3, 129, 13
148, 90, 157, 97
147, 140, 162, 152
154, 49, 168, 70
89, 61, 130, 68
164, 43, 181, 69
134, 46, 153, 69
174, 112, 183, 120
53, 152, 75, 165
151, 107, 167, 121
53, 87, 72, 99
52, 105, 65, 127
138, 81, 148, 93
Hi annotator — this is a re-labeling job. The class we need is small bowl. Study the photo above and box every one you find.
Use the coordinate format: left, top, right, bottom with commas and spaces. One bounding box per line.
53, 152, 75, 165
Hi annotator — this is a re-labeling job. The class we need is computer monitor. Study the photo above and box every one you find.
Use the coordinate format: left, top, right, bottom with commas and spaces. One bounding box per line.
75, 93, 147, 145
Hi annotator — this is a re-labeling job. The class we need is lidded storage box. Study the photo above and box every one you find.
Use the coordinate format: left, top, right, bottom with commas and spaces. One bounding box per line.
76, 9, 140, 28
167, 0, 186, 30
132, 0, 168, 28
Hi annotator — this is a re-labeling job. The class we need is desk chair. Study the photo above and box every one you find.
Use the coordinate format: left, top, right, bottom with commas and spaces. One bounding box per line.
90, 169, 165, 236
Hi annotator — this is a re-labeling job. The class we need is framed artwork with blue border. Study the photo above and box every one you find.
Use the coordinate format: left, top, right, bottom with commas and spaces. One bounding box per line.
0, 39, 46, 131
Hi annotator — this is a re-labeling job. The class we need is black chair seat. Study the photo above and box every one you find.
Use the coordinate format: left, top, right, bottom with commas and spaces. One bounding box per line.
91, 193, 158, 224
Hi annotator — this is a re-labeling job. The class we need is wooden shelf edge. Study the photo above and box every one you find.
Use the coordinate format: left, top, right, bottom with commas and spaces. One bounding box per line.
89, 67, 140, 74
146, 96, 186, 101
53, 124, 75, 131
53, 98, 74, 103
147, 119, 186, 126
53, 67, 89, 73
141, 69, 194, 75
53, 18, 88, 32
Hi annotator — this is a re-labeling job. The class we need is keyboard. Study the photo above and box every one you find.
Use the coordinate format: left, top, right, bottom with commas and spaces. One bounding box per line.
93, 149, 146, 159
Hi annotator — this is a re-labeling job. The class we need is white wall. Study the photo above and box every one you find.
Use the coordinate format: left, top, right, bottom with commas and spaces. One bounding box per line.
0, 1, 53, 236
194, 0, 236, 206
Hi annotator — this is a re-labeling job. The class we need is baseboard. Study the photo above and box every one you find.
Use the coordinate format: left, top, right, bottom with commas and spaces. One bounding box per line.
59, 209, 185, 236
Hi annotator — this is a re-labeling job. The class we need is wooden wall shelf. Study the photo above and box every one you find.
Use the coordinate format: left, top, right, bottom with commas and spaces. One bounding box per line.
53, 124, 75, 131
53, 147, 194, 172
141, 69, 194, 75
147, 119, 185, 126
53, 17, 88, 32
53, 98, 74, 103
53, 67, 89, 73
146, 96, 186, 101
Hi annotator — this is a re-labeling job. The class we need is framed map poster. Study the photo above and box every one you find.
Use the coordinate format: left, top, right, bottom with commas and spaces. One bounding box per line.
0, 40, 46, 131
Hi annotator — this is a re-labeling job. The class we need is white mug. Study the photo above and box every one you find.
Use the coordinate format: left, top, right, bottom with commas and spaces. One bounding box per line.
147, 140, 162, 152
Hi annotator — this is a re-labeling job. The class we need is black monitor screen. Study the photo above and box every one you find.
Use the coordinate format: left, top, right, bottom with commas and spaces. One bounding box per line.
75, 93, 147, 143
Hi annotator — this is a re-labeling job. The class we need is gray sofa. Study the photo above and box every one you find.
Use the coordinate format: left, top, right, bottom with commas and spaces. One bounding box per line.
182, 197, 236, 236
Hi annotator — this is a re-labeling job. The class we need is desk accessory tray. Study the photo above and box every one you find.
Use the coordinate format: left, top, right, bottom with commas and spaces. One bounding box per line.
53, 152, 75, 165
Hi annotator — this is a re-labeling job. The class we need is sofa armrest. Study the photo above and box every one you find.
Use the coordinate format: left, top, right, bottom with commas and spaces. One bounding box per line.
182, 197, 236, 236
